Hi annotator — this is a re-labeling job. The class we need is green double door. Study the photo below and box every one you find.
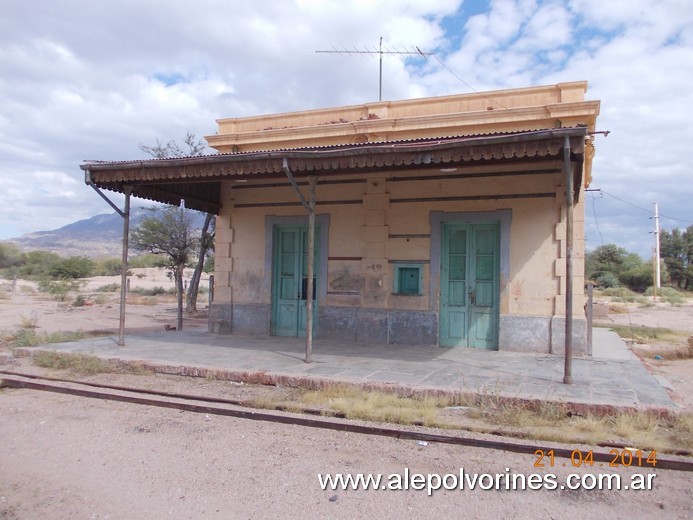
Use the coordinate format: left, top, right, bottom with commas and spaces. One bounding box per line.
272, 226, 318, 337
440, 222, 500, 349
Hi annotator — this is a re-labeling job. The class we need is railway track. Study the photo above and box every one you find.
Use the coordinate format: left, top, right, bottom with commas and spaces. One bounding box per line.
1, 369, 692, 472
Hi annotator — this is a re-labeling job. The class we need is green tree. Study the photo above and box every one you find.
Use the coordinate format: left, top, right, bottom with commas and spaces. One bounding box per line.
660, 226, 692, 290
585, 243, 654, 292
139, 132, 215, 315
131, 206, 198, 330
0, 243, 24, 269
619, 262, 654, 293
586, 244, 630, 286
19, 250, 61, 279
49, 256, 95, 279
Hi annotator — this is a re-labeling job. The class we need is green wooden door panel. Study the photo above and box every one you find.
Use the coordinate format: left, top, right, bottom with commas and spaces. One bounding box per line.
272, 226, 318, 337
440, 222, 499, 349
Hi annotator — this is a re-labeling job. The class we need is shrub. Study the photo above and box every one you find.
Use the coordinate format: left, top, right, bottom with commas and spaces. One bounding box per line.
598, 287, 647, 304
645, 286, 686, 305
19, 250, 61, 279
619, 264, 653, 293
96, 283, 120, 292
0, 243, 24, 269
38, 279, 85, 301
595, 272, 620, 289
129, 253, 167, 268
93, 257, 122, 276
131, 286, 167, 296
49, 256, 95, 279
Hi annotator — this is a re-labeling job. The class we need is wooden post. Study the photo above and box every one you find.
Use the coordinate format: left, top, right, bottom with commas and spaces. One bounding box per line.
563, 136, 573, 384
305, 176, 317, 363
118, 187, 132, 346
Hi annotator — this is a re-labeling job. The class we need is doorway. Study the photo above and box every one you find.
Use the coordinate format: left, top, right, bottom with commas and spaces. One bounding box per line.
272, 225, 319, 337
440, 222, 500, 349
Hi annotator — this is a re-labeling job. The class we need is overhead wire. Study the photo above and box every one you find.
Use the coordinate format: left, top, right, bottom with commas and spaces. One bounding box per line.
597, 189, 692, 225
429, 53, 510, 110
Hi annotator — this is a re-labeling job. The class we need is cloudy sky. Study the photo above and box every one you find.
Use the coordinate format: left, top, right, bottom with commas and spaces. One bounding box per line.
1, 0, 691, 257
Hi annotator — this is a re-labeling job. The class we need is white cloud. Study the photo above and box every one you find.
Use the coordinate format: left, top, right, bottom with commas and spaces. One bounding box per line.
0, 0, 691, 261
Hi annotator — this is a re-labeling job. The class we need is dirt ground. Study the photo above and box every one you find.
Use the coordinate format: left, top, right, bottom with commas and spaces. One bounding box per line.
0, 277, 692, 518
0, 269, 208, 336
0, 387, 691, 520
593, 299, 693, 412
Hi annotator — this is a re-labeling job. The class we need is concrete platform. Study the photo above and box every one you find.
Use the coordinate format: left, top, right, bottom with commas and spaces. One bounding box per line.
16, 327, 677, 413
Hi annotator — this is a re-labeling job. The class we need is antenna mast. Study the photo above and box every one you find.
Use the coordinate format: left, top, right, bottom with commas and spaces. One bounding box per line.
316, 37, 434, 101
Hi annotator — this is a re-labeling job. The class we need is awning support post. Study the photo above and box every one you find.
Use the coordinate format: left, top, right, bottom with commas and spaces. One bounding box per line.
85, 170, 132, 347
118, 187, 132, 346
282, 159, 317, 363
305, 176, 317, 363
563, 136, 574, 384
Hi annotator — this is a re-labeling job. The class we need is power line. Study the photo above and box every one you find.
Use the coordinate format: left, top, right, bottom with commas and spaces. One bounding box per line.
589, 192, 604, 246
430, 54, 509, 110
594, 189, 692, 225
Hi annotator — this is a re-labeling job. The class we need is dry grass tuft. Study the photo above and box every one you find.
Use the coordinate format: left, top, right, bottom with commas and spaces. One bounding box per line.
33, 350, 115, 376
127, 295, 160, 306
302, 386, 448, 426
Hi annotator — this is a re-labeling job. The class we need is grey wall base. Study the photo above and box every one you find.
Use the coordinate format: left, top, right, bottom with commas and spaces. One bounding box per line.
209, 304, 587, 355
318, 307, 438, 346
208, 303, 233, 333
208, 303, 270, 335
499, 314, 587, 355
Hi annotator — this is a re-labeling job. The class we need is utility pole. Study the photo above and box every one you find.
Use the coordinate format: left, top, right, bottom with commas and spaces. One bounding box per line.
316, 37, 434, 101
653, 202, 661, 298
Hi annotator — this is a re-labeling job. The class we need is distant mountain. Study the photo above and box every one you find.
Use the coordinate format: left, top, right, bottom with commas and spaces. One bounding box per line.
4, 208, 209, 258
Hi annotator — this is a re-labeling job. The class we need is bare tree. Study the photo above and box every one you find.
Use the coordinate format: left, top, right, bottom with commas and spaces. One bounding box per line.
139, 132, 206, 159
139, 132, 215, 315
131, 206, 197, 330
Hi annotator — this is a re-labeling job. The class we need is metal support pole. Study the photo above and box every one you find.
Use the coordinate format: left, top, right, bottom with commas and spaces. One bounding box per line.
654, 202, 661, 296
305, 176, 317, 363
563, 136, 573, 384
118, 187, 132, 346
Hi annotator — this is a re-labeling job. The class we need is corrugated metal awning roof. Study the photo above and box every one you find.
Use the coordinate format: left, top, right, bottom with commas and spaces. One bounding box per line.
82, 127, 587, 214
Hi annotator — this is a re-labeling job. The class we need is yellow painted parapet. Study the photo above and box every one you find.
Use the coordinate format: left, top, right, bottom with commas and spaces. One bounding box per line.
206, 82, 600, 154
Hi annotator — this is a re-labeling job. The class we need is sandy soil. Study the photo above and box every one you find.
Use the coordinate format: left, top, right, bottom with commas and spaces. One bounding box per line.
0, 269, 208, 336
1, 280, 692, 517
595, 299, 693, 334
0, 388, 690, 520
593, 299, 693, 412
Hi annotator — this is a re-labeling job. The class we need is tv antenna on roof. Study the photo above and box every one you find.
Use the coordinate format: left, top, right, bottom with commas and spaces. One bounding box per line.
316, 36, 434, 101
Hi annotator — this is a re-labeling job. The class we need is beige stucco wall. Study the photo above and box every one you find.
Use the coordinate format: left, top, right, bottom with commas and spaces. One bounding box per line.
213, 160, 585, 321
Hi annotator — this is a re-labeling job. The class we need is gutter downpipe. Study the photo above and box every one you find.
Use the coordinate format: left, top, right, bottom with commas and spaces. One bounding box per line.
282, 159, 316, 363
85, 170, 131, 346
563, 136, 574, 384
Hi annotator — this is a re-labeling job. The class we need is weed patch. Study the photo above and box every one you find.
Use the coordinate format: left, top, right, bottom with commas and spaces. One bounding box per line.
302, 386, 449, 426
12, 329, 87, 348
607, 324, 684, 343
32, 350, 114, 375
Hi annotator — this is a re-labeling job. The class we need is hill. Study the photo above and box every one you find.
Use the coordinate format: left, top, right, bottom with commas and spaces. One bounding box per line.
4, 208, 209, 258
